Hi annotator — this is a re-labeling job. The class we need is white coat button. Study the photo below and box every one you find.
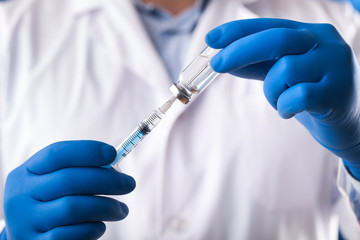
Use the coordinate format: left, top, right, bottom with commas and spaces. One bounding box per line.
168, 216, 188, 233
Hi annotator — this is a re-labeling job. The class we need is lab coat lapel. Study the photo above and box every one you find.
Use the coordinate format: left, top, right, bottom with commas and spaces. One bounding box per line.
104, 0, 173, 102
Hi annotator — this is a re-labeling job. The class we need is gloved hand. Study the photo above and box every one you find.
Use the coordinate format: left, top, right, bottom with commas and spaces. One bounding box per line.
206, 18, 360, 179
1, 140, 136, 240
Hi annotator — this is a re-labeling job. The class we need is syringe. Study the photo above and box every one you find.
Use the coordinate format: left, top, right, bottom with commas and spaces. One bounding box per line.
111, 46, 220, 172
111, 96, 177, 172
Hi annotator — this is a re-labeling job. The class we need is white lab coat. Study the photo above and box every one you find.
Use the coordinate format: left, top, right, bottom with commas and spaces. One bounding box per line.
1, 0, 360, 239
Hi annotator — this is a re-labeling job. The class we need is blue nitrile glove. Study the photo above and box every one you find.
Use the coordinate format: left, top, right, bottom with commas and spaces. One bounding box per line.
1, 140, 136, 240
206, 18, 360, 179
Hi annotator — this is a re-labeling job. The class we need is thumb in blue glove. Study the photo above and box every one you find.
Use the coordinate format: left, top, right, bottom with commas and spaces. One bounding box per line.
1, 140, 136, 240
206, 18, 360, 179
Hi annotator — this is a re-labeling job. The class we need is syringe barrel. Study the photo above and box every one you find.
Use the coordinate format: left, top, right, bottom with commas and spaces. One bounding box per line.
170, 47, 220, 104
111, 127, 146, 170
111, 110, 163, 172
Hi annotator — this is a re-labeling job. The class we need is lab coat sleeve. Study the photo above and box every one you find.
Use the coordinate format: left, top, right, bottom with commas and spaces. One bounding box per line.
337, 160, 360, 223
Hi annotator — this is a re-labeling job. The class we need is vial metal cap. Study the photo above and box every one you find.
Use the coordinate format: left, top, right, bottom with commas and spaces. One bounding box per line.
170, 83, 191, 104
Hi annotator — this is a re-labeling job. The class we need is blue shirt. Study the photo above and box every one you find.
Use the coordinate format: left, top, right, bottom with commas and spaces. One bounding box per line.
132, 0, 209, 82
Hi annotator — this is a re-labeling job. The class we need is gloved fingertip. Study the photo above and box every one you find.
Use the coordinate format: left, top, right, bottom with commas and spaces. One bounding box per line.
205, 28, 222, 47
95, 222, 106, 237
101, 144, 117, 165
263, 92, 278, 111
119, 202, 129, 218
269, 101, 278, 111
129, 177, 136, 191
278, 111, 294, 119
210, 55, 225, 73
123, 175, 136, 191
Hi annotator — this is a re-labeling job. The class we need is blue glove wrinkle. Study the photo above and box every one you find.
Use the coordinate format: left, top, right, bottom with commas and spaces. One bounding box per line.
277, 82, 331, 119
263, 52, 325, 110
225, 60, 276, 80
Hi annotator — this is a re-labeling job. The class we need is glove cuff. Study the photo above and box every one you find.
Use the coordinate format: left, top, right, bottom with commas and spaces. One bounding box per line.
343, 160, 360, 180
332, 142, 360, 163
333, 143, 360, 180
